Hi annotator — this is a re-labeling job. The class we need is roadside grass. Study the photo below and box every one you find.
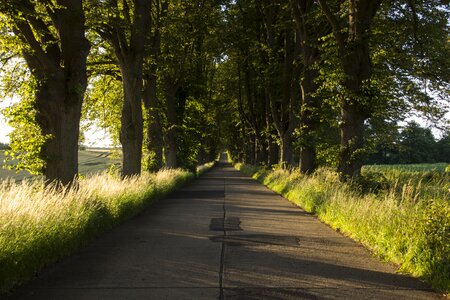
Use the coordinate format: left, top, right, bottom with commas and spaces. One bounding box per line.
235, 163, 450, 293
0, 162, 215, 295
197, 161, 216, 175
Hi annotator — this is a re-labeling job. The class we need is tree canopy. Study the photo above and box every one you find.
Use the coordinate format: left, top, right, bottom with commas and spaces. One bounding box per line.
0, 0, 448, 183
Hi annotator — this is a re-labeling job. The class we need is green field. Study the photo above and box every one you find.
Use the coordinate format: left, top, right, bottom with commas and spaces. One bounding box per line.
0, 150, 120, 181
362, 163, 448, 173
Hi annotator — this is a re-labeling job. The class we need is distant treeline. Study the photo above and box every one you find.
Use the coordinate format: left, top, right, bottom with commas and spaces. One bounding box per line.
0, 143, 10, 150
366, 122, 450, 165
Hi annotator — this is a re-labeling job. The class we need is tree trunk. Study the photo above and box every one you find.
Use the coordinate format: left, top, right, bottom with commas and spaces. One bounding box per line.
338, 103, 366, 178
255, 133, 268, 165
299, 50, 318, 174
268, 135, 279, 167
16, 0, 90, 185
120, 66, 144, 176
35, 74, 83, 184
292, 0, 319, 174
338, 41, 372, 178
280, 133, 294, 167
165, 82, 178, 168
248, 135, 256, 165
317, 0, 381, 179
94, 0, 148, 177
143, 69, 164, 172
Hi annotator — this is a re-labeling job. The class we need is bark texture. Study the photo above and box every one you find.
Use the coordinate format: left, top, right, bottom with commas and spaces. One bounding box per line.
13, 0, 90, 184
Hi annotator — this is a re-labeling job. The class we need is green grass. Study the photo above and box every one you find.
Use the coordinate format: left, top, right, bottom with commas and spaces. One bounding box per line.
363, 163, 448, 173
236, 163, 450, 293
197, 161, 216, 175
0, 162, 215, 295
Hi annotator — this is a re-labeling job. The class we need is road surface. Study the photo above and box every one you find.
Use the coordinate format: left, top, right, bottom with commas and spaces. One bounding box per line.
8, 159, 441, 299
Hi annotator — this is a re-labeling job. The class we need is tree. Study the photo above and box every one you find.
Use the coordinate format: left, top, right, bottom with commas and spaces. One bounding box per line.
291, 0, 328, 173
89, 0, 149, 176
259, 0, 300, 167
142, 0, 167, 171
399, 121, 437, 164
436, 133, 450, 163
159, 0, 223, 168
317, 0, 382, 179
0, 0, 90, 184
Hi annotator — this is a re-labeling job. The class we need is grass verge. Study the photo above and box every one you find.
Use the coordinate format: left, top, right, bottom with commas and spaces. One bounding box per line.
235, 163, 450, 294
197, 161, 216, 175
0, 164, 215, 295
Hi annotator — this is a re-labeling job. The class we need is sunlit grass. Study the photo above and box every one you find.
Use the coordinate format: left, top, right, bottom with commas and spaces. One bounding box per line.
0, 168, 196, 294
197, 161, 215, 175
236, 163, 450, 293
363, 163, 448, 173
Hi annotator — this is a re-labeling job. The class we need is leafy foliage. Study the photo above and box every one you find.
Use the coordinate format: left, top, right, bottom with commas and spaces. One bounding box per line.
3, 97, 50, 174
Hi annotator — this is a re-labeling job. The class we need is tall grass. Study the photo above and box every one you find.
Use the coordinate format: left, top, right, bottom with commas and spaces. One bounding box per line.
0, 169, 195, 294
363, 163, 448, 173
236, 163, 450, 293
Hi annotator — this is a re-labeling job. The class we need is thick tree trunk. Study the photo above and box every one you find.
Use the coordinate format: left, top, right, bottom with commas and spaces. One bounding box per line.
338, 103, 365, 177
338, 41, 372, 179
143, 70, 164, 172
35, 74, 83, 184
17, 0, 90, 185
120, 66, 144, 176
97, 0, 148, 177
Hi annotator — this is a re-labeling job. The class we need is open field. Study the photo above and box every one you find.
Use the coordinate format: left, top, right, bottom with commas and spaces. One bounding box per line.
363, 163, 448, 173
0, 150, 120, 182
236, 162, 450, 293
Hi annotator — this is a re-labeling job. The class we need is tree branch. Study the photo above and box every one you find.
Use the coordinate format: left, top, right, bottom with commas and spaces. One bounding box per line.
317, 0, 345, 51
13, 20, 55, 70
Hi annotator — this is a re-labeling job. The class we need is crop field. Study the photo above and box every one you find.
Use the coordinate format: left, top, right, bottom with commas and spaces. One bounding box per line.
0, 149, 120, 182
362, 163, 448, 173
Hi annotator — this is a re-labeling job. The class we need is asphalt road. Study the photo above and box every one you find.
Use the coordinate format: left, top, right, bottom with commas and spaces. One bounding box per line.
8, 159, 441, 299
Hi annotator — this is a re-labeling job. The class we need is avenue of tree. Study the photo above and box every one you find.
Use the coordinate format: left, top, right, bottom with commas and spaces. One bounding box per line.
0, 0, 449, 184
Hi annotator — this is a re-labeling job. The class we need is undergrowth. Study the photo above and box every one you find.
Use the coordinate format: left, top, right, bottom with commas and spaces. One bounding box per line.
235, 163, 450, 293
0, 164, 216, 294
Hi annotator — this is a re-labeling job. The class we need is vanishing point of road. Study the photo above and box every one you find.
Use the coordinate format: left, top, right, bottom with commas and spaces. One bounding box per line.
9, 158, 441, 299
